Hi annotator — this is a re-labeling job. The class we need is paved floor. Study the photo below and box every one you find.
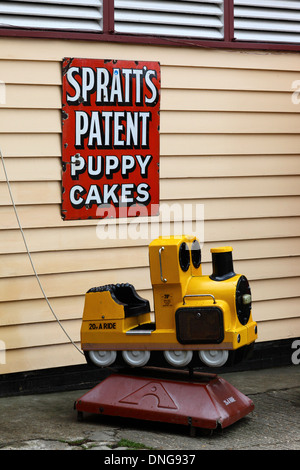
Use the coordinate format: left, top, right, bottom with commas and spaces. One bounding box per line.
0, 365, 299, 451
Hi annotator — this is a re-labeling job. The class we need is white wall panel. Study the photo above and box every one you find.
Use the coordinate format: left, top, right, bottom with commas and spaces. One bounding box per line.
0, 0, 103, 31
234, 0, 300, 43
114, 0, 224, 39
0, 39, 299, 374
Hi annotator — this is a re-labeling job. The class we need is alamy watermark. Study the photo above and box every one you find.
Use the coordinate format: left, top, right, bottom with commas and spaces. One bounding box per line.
95, 202, 205, 243
0, 80, 6, 105
291, 80, 300, 105
291, 339, 300, 365
0, 340, 6, 365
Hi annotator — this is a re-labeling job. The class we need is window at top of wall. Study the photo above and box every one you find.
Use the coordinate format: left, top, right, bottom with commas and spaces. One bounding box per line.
234, 0, 300, 44
1, 0, 300, 47
0, 0, 103, 32
114, 0, 225, 40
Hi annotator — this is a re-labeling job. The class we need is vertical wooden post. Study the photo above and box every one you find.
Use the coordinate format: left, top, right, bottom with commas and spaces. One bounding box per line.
102, 0, 114, 33
224, 0, 234, 42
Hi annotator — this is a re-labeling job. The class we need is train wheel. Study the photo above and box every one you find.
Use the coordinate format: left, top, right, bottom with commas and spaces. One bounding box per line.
88, 350, 117, 367
198, 350, 229, 367
163, 350, 193, 367
122, 350, 150, 367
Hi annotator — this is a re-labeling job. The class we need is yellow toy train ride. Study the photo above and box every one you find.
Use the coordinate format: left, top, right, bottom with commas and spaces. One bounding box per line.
81, 235, 257, 369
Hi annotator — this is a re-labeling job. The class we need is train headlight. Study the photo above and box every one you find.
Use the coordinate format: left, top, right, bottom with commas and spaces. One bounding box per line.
236, 276, 252, 326
242, 294, 252, 305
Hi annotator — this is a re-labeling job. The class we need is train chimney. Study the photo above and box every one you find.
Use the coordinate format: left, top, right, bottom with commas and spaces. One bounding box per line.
210, 247, 235, 281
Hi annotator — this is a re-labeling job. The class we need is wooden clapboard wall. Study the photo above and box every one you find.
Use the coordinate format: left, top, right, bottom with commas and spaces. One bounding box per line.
0, 37, 299, 374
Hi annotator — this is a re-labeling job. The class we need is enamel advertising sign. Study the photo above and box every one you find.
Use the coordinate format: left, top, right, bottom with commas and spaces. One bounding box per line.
62, 58, 160, 220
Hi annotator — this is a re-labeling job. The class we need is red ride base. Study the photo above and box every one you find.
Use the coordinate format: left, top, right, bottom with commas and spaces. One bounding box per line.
74, 369, 254, 433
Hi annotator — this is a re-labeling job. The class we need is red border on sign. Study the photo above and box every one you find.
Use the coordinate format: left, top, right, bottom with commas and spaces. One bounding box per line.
62, 58, 160, 220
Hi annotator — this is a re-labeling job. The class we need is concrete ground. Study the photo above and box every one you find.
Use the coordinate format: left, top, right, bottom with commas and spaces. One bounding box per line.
0, 365, 299, 451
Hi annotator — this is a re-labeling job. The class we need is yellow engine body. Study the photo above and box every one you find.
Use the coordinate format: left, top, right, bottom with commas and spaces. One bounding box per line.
81, 235, 257, 368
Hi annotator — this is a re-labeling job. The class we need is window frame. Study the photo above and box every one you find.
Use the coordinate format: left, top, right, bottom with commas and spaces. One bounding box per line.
0, 0, 300, 52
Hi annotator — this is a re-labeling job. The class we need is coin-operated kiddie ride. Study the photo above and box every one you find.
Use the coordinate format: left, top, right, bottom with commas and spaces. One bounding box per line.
75, 235, 258, 434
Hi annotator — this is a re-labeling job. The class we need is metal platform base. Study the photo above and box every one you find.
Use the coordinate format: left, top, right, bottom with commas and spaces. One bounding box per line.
74, 369, 254, 434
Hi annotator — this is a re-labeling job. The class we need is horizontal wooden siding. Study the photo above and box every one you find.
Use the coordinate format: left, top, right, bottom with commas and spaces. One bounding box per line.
0, 38, 299, 373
